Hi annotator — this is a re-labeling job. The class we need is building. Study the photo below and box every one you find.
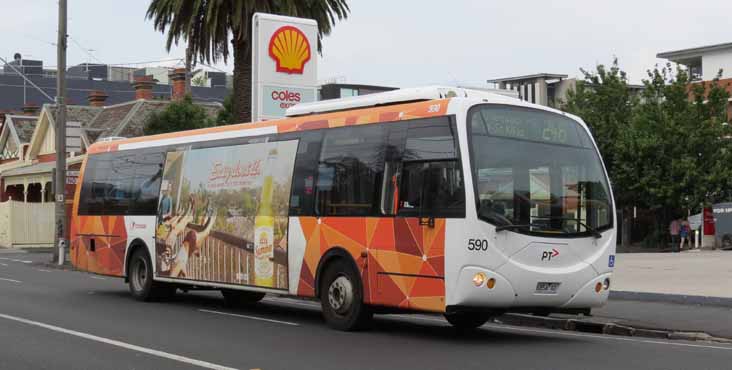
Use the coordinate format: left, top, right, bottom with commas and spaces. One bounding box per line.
0, 69, 222, 247
487, 73, 644, 109
657, 42, 732, 119
657, 42, 732, 81
0, 56, 229, 110
319, 83, 398, 100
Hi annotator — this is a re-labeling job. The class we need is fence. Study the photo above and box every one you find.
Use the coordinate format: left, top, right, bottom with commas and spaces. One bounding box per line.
159, 227, 288, 289
0, 201, 54, 247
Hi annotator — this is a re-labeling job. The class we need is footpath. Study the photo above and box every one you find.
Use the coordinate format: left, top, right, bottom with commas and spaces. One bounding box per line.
502, 250, 732, 342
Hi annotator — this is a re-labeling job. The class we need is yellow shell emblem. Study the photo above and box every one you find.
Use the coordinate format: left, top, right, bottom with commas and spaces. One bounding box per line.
269, 26, 311, 74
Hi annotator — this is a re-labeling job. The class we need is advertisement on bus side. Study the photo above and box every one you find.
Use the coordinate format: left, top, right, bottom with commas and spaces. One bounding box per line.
154, 140, 298, 290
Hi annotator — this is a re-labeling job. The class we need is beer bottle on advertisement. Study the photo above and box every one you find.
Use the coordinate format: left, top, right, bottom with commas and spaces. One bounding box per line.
254, 147, 277, 287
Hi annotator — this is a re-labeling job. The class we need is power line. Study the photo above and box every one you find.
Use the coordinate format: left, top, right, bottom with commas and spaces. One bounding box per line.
68, 35, 104, 65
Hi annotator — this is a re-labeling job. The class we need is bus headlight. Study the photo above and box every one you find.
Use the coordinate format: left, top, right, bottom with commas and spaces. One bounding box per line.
472, 272, 486, 287
603, 278, 611, 290
595, 282, 603, 293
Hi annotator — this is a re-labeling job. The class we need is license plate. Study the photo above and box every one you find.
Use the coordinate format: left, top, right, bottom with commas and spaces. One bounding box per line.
535, 282, 561, 294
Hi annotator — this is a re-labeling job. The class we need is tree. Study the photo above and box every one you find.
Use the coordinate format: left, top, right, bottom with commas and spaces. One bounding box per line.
563, 60, 638, 245
216, 94, 234, 125
147, 0, 349, 124
614, 65, 732, 215
144, 95, 215, 135
192, 74, 207, 87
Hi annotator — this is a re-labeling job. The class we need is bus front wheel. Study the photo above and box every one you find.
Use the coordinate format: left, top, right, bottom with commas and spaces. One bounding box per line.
128, 249, 175, 301
444, 312, 490, 330
319, 259, 372, 331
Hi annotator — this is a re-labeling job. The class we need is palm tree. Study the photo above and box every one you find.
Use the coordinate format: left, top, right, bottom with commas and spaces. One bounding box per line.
147, 0, 349, 123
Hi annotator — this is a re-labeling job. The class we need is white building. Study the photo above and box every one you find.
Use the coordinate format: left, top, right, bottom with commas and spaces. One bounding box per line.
657, 42, 732, 81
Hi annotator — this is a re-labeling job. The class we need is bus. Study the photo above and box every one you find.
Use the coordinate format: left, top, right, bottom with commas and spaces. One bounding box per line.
70, 86, 616, 331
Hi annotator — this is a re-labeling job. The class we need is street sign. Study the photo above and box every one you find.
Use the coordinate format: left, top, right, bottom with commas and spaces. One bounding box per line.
66, 121, 81, 153
252, 13, 318, 122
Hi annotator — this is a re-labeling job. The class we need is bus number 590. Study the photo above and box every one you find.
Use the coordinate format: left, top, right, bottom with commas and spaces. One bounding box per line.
468, 239, 489, 251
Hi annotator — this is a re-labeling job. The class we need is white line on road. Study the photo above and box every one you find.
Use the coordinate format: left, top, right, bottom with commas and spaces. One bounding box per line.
0, 312, 237, 370
0, 263, 7, 267
36, 269, 52, 273
0, 278, 21, 284
199, 309, 300, 326
90, 276, 106, 280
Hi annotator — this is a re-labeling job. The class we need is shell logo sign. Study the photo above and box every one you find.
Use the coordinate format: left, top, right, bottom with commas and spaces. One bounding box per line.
268, 26, 311, 74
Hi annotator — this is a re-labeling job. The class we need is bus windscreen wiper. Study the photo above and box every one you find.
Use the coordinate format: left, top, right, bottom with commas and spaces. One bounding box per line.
495, 223, 549, 232
533, 217, 602, 239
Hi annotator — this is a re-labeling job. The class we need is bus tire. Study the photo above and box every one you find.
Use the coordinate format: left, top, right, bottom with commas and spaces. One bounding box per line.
444, 312, 490, 330
221, 289, 265, 306
128, 248, 175, 301
319, 259, 372, 331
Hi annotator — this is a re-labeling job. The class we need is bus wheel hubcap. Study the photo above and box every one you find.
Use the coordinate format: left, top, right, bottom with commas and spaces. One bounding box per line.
133, 259, 147, 292
328, 276, 353, 314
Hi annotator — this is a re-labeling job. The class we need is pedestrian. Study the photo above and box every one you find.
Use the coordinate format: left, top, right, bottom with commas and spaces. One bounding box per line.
679, 218, 691, 251
669, 218, 680, 251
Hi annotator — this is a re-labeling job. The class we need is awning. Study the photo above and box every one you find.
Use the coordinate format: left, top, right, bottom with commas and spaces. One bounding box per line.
2, 161, 55, 187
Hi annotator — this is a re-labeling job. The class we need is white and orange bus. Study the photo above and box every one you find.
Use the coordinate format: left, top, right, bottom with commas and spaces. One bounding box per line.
70, 87, 616, 330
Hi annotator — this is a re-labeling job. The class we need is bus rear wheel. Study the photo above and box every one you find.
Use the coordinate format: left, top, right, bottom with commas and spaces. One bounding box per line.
128, 249, 175, 301
444, 312, 490, 330
221, 289, 265, 306
319, 259, 372, 331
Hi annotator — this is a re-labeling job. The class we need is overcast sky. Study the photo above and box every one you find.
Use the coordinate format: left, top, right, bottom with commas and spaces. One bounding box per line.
2, 0, 730, 87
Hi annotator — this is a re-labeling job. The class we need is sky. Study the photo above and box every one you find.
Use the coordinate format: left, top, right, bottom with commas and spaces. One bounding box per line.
1, 0, 731, 87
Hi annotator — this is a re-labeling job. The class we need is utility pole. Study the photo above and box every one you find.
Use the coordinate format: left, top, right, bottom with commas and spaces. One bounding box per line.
54, 0, 67, 265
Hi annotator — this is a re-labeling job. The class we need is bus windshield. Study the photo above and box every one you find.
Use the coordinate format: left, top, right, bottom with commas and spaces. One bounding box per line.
469, 105, 612, 237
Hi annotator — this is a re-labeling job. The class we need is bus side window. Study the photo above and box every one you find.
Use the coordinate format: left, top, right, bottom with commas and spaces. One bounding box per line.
286, 131, 322, 216
130, 151, 165, 215
396, 117, 465, 218
316, 124, 386, 216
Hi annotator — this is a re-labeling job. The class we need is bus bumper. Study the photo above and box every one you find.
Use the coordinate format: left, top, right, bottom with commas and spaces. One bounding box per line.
449, 266, 611, 310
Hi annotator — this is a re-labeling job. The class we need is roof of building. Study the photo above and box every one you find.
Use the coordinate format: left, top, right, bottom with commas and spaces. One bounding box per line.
657, 42, 732, 60
7, 115, 39, 143
1, 160, 55, 177
486, 73, 569, 83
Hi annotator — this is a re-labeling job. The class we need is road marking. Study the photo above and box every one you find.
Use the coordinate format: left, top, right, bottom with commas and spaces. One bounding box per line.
0, 263, 8, 267
0, 278, 21, 284
90, 276, 106, 280
198, 309, 300, 326
9, 259, 32, 264
37, 269, 52, 273
262, 297, 320, 310
0, 312, 237, 370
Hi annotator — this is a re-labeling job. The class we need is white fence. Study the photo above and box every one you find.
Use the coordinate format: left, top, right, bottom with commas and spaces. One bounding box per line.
0, 201, 54, 247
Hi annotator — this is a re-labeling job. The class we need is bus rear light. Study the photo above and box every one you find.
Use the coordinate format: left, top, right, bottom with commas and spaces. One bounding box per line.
595, 282, 603, 293
486, 278, 496, 289
472, 272, 486, 287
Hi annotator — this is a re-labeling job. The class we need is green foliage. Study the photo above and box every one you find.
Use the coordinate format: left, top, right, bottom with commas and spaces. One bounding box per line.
216, 94, 235, 125
564, 60, 732, 217
144, 95, 214, 135
146, 0, 350, 122
563, 59, 637, 192
191, 74, 207, 87
615, 65, 732, 211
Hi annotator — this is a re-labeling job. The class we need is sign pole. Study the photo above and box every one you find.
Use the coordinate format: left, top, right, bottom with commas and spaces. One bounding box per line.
54, 0, 67, 265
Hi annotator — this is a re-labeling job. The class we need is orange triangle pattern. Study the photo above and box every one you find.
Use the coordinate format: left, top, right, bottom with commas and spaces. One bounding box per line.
296, 216, 446, 312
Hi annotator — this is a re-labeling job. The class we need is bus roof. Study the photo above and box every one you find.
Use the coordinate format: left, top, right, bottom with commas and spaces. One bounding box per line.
86, 86, 578, 155
86, 97, 451, 154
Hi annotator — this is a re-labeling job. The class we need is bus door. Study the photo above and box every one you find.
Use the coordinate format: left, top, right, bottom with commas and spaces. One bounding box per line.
372, 117, 464, 310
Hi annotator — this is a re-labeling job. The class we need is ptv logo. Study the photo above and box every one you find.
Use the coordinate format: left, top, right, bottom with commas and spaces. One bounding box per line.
541, 248, 560, 261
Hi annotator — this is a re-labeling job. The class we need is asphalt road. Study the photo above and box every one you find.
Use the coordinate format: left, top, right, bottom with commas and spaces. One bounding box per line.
0, 251, 730, 370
